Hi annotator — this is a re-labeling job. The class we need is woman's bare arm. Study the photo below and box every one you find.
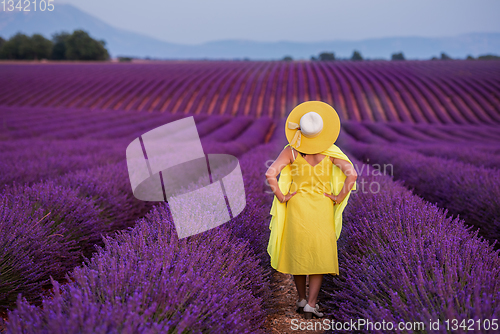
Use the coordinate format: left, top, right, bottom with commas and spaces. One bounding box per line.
265, 146, 297, 203
325, 157, 358, 204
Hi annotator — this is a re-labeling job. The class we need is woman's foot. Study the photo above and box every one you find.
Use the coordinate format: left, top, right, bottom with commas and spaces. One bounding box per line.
296, 298, 307, 313
303, 303, 324, 319
296, 299, 319, 314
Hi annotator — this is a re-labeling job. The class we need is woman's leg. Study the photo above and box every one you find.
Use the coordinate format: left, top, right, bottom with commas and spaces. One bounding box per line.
307, 274, 323, 307
293, 275, 307, 300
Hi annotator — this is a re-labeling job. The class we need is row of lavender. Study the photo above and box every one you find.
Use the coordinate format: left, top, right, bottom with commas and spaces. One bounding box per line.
1, 61, 499, 122
2, 141, 283, 333
3, 107, 499, 191
0, 162, 152, 308
337, 121, 500, 248
320, 156, 500, 333
340, 120, 500, 169
0, 106, 277, 188
0, 106, 160, 308
0, 107, 280, 315
0, 106, 276, 143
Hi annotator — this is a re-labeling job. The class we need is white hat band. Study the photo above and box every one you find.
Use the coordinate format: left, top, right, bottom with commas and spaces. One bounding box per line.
288, 111, 324, 149
300, 111, 323, 138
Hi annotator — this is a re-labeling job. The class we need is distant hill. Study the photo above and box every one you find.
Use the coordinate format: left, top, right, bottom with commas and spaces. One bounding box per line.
1, 4, 499, 60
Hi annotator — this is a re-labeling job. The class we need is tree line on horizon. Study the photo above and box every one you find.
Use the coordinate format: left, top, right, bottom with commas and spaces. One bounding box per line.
280, 50, 500, 61
0, 30, 109, 61
1, 30, 499, 62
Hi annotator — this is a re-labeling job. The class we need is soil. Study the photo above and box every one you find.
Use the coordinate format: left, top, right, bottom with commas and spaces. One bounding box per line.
264, 270, 327, 333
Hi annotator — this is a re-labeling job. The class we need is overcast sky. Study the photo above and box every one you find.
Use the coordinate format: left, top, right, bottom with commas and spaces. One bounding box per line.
62, 0, 500, 45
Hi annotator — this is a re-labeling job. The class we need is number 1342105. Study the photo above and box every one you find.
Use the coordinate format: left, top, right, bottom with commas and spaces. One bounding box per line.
1, 0, 55, 12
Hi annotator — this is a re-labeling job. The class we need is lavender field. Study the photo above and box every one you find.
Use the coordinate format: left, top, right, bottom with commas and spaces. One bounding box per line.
0, 60, 499, 333
1, 60, 500, 122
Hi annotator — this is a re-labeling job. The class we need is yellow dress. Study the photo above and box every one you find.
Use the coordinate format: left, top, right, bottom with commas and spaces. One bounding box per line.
267, 143, 356, 275
275, 152, 338, 275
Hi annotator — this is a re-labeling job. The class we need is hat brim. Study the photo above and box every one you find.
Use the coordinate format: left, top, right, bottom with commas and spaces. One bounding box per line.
285, 101, 340, 154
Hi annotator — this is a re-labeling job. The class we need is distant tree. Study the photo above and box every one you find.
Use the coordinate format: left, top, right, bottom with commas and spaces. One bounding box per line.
51, 32, 71, 60
118, 56, 133, 62
391, 52, 405, 60
440, 52, 452, 60
310, 55, 317, 61
0, 36, 5, 49
0, 33, 30, 59
319, 52, 335, 61
431, 56, 438, 60
283, 55, 293, 61
0, 33, 53, 60
477, 54, 500, 60
466, 55, 475, 60
351, 50, 363, 61
65, 30, 109, 61
29, 34, 53, 59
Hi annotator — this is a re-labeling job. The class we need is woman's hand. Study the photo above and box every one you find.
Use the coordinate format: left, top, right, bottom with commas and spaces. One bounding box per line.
279, 191, 297, 203
324, 193, 342, 205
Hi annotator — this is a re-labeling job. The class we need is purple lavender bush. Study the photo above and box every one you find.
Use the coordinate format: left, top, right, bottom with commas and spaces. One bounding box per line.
360, 121, 500, 169
4, 204, 270, 333
202, 117, 254, 142
226, 142, 280, 256
343, 140, 500, 245
411, 142, 500, 170
233, 117, 275, 149
0, 139, 125, 190
55, 161, 153, 230
220, 141, 282, 314
320, 157, 500, 334
341, 121, 389, 144
0, 181, 104, 308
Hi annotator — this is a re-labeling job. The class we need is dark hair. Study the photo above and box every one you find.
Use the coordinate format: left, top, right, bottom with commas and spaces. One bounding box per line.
290, 146, 307, 157
297, 149, 307, 157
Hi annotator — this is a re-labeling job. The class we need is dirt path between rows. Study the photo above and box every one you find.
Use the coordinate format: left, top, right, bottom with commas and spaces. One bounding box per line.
264, 270, 326, 333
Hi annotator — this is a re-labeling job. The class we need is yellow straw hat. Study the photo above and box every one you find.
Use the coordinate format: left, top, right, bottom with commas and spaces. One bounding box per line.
285, 101, 341, 154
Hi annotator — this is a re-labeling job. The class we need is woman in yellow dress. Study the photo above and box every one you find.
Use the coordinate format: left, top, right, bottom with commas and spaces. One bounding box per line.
265, 101, 357, 319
